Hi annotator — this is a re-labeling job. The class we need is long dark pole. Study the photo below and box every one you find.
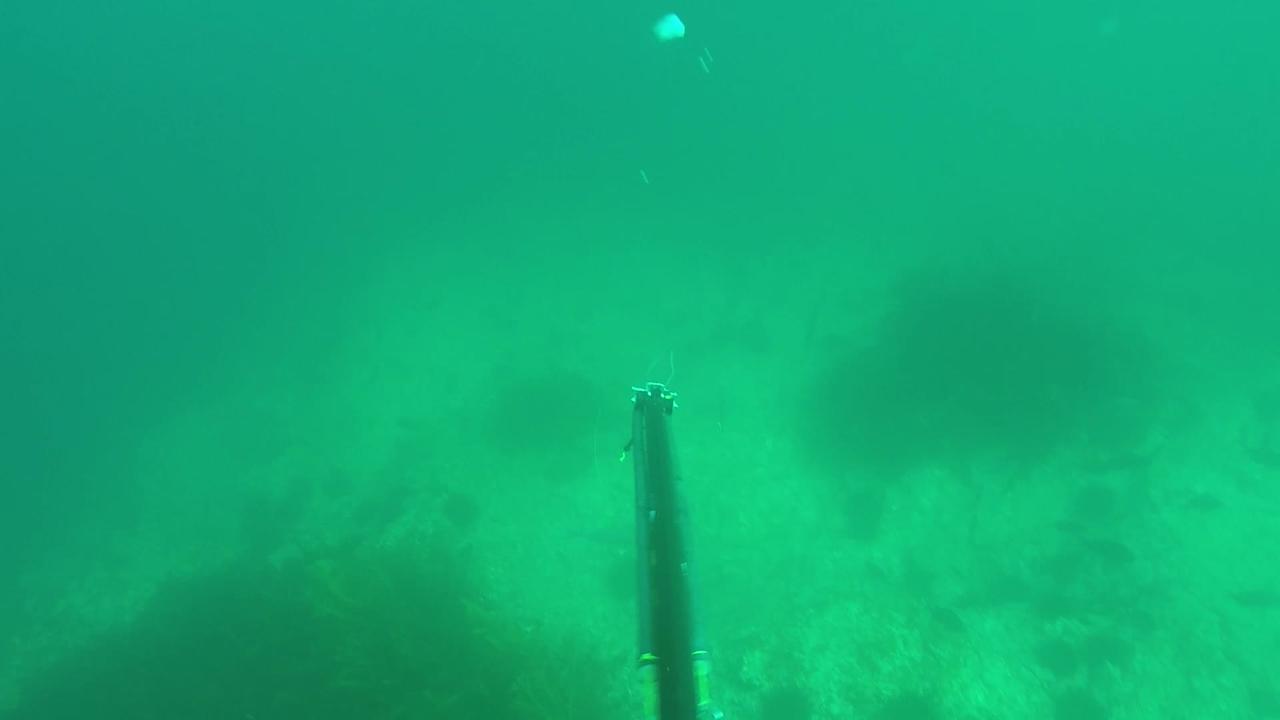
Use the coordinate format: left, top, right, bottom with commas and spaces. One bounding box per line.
631, 383, 720, 720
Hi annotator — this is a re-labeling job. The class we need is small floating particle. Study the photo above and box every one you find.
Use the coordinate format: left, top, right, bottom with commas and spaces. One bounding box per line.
653, 13, 686, 42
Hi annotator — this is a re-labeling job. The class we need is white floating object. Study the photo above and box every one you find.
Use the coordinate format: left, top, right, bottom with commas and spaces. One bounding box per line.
653, 13, 686, 42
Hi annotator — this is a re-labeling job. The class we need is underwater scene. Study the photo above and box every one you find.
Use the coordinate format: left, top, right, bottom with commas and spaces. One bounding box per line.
2, 1, 1278, 718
